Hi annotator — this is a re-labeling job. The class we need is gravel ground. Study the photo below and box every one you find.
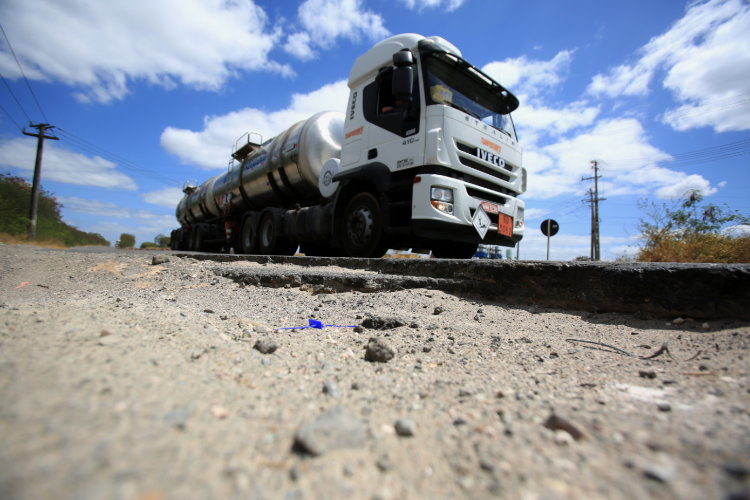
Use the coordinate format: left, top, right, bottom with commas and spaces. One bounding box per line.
1, 244, 749, 500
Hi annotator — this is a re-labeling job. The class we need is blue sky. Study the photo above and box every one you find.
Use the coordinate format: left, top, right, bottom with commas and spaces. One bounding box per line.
0, 0, 748, 259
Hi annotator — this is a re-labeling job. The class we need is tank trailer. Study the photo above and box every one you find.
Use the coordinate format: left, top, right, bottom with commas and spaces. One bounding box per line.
171, 33, 526, 258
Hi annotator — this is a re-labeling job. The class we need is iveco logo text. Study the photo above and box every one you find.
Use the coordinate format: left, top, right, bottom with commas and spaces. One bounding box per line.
350, 92, 357, 120
477, 147, 505, 168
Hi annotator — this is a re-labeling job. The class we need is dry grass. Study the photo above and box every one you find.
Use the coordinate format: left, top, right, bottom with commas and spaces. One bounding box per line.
637, 234, 750, 263
0, 232, 68, 249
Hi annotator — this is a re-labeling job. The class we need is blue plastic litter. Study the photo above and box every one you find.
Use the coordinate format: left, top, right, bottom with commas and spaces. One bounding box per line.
275, 318, 357, 331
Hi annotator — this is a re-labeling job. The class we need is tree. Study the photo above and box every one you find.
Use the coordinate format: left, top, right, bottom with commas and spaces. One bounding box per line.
0, 172, 109, 247
119, 233, 136, 249
636, 190, 750, 263
154, 233, 170, 248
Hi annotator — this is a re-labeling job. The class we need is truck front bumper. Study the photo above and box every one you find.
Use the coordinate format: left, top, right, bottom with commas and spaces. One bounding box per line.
411, 173, 524, 247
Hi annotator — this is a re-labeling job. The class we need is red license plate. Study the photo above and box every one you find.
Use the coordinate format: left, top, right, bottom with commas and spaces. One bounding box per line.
498, 213, 513, 237
481, 201, 499, 214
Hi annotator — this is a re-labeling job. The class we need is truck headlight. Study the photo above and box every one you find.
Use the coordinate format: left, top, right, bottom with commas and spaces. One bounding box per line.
431, 187, 453, 202
430, 187, 454, 215
515, 207, 524, 228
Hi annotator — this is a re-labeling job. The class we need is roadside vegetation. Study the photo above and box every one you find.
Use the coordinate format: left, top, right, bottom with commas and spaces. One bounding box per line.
119, 233, 136, 249
0, 173, 109, 248
635, 190, 749, 263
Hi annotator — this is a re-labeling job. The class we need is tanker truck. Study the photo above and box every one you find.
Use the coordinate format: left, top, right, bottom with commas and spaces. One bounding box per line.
171, 33, 526, 258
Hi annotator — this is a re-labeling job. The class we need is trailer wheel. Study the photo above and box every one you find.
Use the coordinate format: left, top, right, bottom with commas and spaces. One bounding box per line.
193, 228, 204, 253
188, 226, 197, 251
342, 192, 389, 258
240, 218, 257, 254
259, 213, 297, 256
431, 242, 478, 259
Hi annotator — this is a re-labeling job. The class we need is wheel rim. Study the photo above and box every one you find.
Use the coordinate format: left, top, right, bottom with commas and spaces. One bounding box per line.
346, 206, 373, 247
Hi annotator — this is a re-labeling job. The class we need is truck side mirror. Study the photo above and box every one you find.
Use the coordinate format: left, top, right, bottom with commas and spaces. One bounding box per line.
392, 49, 414, 104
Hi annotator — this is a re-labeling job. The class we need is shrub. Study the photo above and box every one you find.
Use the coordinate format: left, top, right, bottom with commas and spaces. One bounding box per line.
635, 190, 749, 263
0, 172, 109, 247
119, 233, 136, 249
140, 242, 159, 249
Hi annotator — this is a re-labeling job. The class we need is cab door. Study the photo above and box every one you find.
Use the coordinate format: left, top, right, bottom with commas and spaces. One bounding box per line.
363, 63, 424, 172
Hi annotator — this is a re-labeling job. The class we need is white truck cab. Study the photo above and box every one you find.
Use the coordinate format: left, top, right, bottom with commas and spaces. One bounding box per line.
333, 33, 525, 258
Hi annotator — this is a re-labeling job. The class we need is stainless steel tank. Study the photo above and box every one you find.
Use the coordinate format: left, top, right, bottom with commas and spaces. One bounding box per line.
175, 111, 344, 224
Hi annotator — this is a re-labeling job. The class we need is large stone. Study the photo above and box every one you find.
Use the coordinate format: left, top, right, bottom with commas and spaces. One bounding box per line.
152, 256, 170, 265
361, 316, 406, 330
293, 407, 366, 456
254, 338, 278, 354
365, 337, 394, 363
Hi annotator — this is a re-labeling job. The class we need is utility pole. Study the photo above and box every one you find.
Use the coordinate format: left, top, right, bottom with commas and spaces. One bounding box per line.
582, 161, 606, 261
22, 123, 58, 239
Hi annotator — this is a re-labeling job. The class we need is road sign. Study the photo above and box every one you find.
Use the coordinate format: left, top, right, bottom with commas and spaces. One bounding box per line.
472, 204, 491, 239
540, 219, 559, 237
541, 219, 559, 261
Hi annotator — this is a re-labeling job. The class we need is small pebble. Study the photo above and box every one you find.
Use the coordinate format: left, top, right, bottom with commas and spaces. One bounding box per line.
657, 403, 671, 412
394, 418, 416, 437
211, 405, 229, 419
254, 339, 278, 354
322, 381, 340, 397
639, 370, 657, 379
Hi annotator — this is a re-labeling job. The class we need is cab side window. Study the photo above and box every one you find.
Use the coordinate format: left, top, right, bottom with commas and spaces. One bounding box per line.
362, 66, 421, 137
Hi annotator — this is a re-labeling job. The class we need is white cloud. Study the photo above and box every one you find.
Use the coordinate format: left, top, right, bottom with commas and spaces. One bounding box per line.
57, 197, 131, 218
0, 138, 138, 190
524, 118, 716, 200
483, 51, 574, 96
587, 0, 750, 132
0, 0, 291, 103
519, 232, 631, 261
142, 186, 185, 208
399, 0, 465, 12
284, 32, 316, 61
161, 79, 349, 168
283, 0, 389, 60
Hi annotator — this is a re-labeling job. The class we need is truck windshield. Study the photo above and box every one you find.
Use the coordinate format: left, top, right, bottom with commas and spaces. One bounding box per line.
422, 52, 517, 140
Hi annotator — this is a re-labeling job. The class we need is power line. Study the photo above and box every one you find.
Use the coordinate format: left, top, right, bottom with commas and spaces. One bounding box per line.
599, 137, 750, 171
0, 69, 31, 123
0, 23, 48, 123
55, 129, 180, 186
0, 103, 22, 130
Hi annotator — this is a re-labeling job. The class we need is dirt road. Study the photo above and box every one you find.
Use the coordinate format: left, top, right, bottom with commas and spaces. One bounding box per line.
1, 244, 748, 499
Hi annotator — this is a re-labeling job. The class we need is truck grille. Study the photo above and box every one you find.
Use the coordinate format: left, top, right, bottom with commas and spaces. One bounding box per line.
456, 142, 512, 183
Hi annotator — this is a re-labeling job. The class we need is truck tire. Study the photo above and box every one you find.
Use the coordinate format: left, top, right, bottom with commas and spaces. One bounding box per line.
258, 212, 297, 256
431, 242, 478, 259
240, 218, 257, 255
342, 192, 389, 258
193, 228, 204, 253
188, 226, 197, 251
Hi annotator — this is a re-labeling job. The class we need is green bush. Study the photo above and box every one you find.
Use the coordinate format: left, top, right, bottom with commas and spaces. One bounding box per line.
119, 233, 136, 249
140, 242, 159, 249
0, 172, 109, 247
154, 233, 171, 248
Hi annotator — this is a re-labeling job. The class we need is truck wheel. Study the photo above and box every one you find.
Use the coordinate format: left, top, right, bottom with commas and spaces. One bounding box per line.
193, 228, 204, 252
431, 242, 479, 259
188, 226, 197, 251
259, 212, 297, 256
342, 193, 389, 258
240, 218, 257, 254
